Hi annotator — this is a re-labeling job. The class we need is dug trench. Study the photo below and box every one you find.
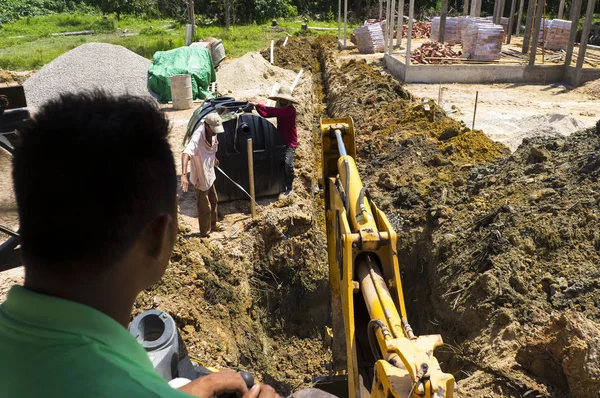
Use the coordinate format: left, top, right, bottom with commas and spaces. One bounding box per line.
314, 37, 600, 397
134, 34, 600, 398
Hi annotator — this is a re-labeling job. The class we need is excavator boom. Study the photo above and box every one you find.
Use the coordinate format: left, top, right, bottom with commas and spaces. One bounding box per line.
320, 117, 455, 398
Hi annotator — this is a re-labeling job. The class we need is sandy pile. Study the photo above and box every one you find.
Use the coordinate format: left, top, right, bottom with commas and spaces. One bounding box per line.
476, 113, 588, 152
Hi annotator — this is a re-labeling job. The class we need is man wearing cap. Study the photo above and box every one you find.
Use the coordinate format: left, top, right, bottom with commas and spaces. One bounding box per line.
252, 87, 298, 198
181, 113, 224, 238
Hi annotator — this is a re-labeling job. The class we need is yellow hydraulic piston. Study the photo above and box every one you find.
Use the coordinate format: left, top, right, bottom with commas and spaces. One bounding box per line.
320, 117, 455, 398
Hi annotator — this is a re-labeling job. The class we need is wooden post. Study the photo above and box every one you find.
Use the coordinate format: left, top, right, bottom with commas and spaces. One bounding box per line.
565, 0, 583, 67
574, 0, 597, 85
440, 0, 448, 43
247, 139, 256, 218
507, 0, 517, 43
270, 40, 274, 64
464, 0, 470, 15
343, 0, 348, 47
557, 0, 565, 19
396, 0, 404, 47
406, 0, 415, 66
380, 0, 383, 18
388, 0, 396, 53
516, 0, 525, 36
472, 91, 479, 130
522, 0, 536, 53
476, 0, 483, 16
338, 0, 341, 41
528, 0, 544, 65
470, 0, 477, 16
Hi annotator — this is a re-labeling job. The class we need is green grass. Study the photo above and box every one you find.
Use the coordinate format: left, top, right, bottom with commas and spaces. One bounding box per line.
0, 13, 349, 71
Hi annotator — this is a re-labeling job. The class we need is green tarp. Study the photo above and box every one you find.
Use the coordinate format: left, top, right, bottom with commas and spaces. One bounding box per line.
148, 46, 216, 103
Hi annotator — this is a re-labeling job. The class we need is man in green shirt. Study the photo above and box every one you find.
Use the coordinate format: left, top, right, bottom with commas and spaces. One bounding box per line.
0, 91, 277, 398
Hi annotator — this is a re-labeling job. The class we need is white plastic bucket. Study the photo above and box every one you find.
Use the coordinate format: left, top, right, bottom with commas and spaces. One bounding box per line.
170, 74, 193, 110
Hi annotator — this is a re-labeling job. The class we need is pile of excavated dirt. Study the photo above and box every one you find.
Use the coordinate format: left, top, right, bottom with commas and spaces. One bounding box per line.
317, 37, 600, 397
574, 77, 600, 99
0, 69, 34, 86
135, 43, 329, 395
260, 37, 317, 74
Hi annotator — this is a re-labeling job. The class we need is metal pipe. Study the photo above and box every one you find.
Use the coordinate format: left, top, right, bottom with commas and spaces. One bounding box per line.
334, 129, 347, 157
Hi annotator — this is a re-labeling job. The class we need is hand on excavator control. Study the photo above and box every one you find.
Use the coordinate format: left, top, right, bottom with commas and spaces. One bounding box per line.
244, 383, 280, 398
178, 371, 247, 397
178, 371, 280, 398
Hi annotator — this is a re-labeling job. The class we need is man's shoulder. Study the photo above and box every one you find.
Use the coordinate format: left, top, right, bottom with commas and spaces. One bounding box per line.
0, 338, 189, 397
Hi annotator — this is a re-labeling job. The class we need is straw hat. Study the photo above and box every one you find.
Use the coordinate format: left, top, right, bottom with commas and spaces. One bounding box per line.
268, 86, 299, 104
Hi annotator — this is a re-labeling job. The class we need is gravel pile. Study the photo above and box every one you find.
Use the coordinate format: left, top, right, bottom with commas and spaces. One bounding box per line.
24, 43, 155, 108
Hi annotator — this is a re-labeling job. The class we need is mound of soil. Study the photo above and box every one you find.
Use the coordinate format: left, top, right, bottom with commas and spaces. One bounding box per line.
135, 44, 330, 395
316, 37, 600, 397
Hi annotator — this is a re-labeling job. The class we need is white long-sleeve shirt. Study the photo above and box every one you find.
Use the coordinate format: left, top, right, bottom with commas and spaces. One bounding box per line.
183, 124, 218, 192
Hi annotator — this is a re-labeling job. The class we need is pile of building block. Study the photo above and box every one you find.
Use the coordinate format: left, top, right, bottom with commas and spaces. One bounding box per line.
462, 18, 505, 61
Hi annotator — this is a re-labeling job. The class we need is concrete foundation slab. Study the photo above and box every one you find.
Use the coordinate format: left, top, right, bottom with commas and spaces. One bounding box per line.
384, 54, 600, 85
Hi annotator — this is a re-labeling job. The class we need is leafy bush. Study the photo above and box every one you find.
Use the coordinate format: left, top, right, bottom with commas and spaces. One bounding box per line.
91, 17, 115, 32
139, 26, 167, 35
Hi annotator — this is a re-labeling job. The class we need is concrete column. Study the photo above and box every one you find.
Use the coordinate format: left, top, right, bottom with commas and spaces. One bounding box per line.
470, 0, 477, 16
493, 0, 500, 24
557, 0, 565, 19
516, 0, 525, 36
574, 0, 597, 85
464, 0, 470, 16
388, 0, 396, 54
522, 0, 536, 53
384, 0, 391, 53
397, 0, 404, 47
528, 0, 544, 65
507, 0, 517, 43
440, 0, 449, 42
565, 0, 583, 66
406, 0, 415, 67
343, 0, 348, 47
338, 0, 341, 41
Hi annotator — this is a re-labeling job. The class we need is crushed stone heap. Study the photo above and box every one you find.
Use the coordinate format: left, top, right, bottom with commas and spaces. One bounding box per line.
24, 42, 155, 108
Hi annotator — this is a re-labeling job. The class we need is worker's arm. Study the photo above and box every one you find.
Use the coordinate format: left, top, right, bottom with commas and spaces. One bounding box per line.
178, 372, 279, 398
181, 153, 191, 193
254, 103, 291, 118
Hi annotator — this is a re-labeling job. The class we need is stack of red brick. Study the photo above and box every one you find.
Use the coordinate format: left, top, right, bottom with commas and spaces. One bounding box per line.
410, 41, 461, 64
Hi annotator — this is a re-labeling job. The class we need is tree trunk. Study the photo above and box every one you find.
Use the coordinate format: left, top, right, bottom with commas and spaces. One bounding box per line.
224, 0, 231, 31
188, 0, 196, 38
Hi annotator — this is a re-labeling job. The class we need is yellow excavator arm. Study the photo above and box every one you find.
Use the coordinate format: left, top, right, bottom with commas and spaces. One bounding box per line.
321, 118, 455, 398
